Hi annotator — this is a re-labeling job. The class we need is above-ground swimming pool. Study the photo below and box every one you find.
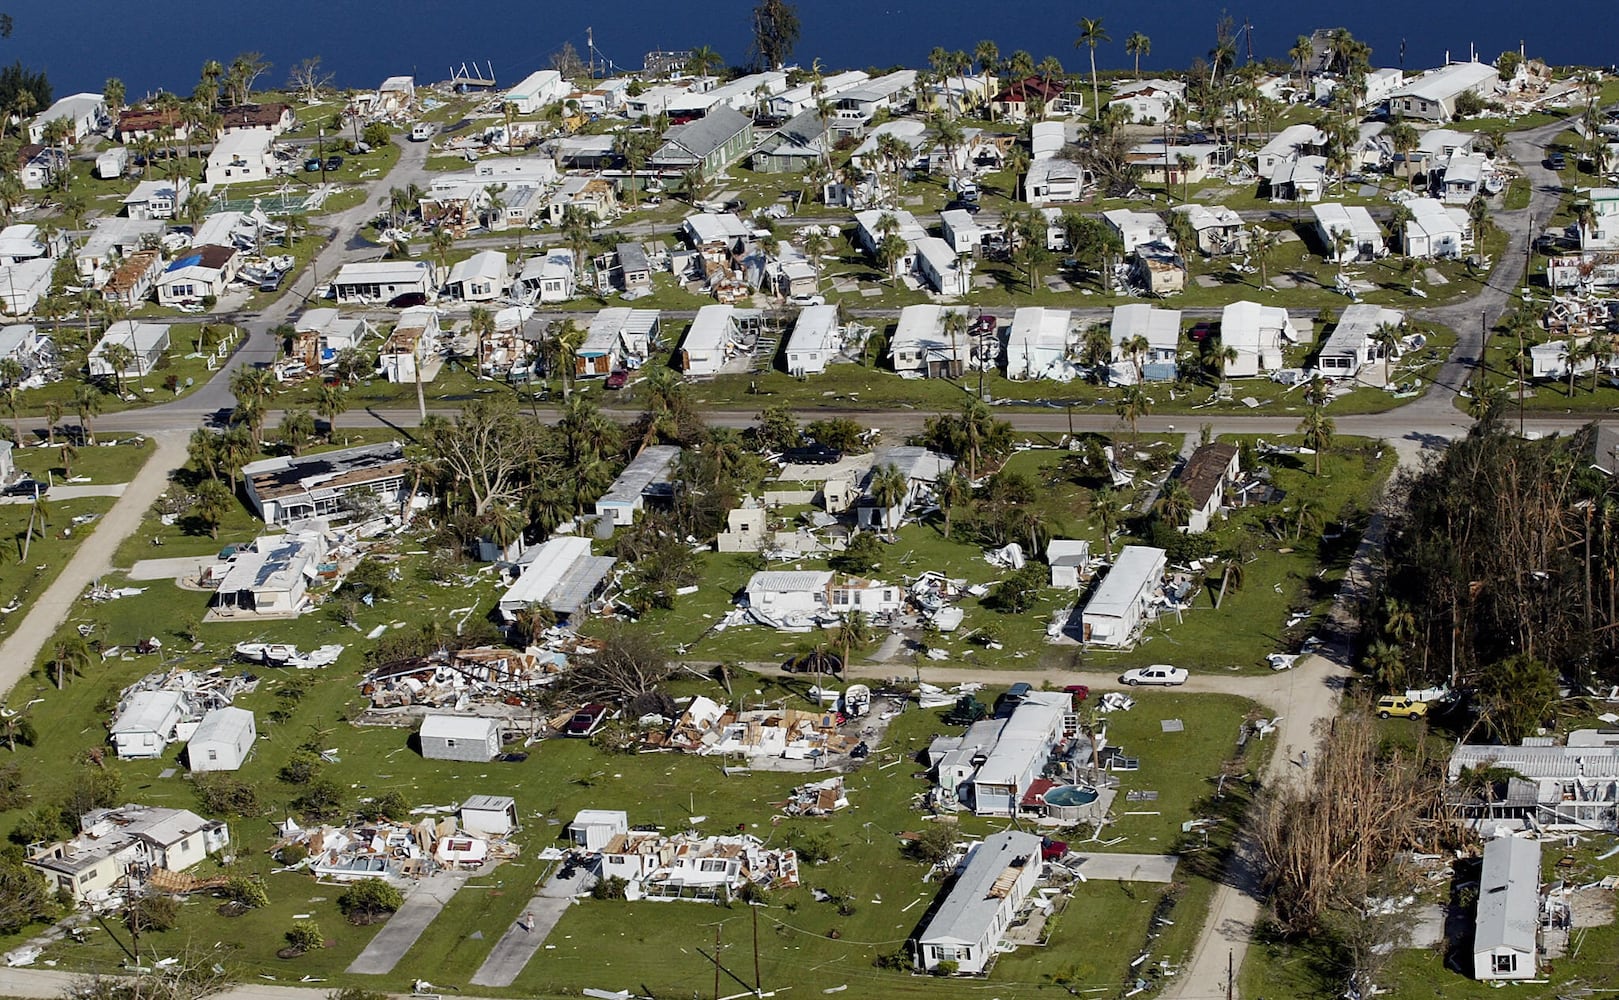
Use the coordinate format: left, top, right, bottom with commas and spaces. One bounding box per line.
1044, 785, 1099, 807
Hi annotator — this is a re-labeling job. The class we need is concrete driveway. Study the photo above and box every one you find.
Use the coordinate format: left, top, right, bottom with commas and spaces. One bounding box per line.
347, 870, 470, 975
1065, 852, 1180, 883
469, 866, 592, 987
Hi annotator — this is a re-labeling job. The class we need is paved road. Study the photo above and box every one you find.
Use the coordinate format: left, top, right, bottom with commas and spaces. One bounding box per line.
0, 433, 185, 702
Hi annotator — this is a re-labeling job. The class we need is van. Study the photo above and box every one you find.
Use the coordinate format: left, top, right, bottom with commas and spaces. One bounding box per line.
410, 123, 435, 142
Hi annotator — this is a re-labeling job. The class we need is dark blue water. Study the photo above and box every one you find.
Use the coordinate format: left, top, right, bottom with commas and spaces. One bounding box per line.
8, 0, 1617, 99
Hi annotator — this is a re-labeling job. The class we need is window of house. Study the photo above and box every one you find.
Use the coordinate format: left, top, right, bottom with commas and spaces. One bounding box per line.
1493, 953, 1516, 974
208, 749, 218, 760
445, 739, 457, 748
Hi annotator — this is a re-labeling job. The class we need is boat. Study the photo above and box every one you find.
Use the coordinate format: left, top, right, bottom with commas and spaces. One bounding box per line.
269, 255, 295, 272
842, 684, 872, 718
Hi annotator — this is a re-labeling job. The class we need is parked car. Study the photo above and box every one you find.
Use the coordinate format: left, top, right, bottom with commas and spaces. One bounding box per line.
1546, 151, 1567, 170
1062, 683, 1091, 702
563, 703, 609, 737
259, 272, 288, 292
303, 157, 322, 172
1188, 322, 1213, 342
788, 293, 827, 306
604, 368, 629, 390
410, 123, 436, 142
3, 479, 47, 497
387, 292, 429, 308
324, 155, 344, 171
1040, 837, 1069, 861
783, 444, 842, 465
1375, 695, 1428, 720
1119, 665, 1188, 686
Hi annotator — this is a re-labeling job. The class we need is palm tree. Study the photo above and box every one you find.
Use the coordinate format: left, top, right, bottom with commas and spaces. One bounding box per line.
194, 478, 234, 540
1115, 384, 1150, 442
1075, 17, 1110, 121
277, 410, 315, 456
73, 385, 103, 445
934, 466, 970, 538
229, 365, 276, 448
0, 357, 22, 444
1005, 142, 1031, 202
1213, 547, 1246, 609
868, 463, 909, 529
315, 383, 348, 442
685, 45, 724, 79
1125, 32, 1151, 78
42, 400, 62, 447
1249, 228, 1278, 290
49, 635, 92, 690
1298, 381, 1334, 476
58, 442, 78, 479
1093, 485, 1124, 558
99, 342, 136, 395
1156, 478, 1193, 527
975, 39, 1001, 81
469, 305, 495, 378
1177, 152, 1197, 203
483, 502, 528, 557
1289, 35, 1314, 96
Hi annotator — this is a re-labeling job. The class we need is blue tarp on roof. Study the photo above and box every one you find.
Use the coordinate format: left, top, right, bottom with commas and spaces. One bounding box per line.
166, 254, 202, 273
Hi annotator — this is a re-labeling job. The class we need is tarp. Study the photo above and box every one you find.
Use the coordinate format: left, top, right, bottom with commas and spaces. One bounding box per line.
165, 254, 202, 272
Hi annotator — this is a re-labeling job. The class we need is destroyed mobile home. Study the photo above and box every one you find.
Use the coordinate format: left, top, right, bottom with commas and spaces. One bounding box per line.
644, 694, 872, 762
357, 645, 570, 710
272, 803, 521, 882
566, 809, 801, 902
108, 667, 260, 760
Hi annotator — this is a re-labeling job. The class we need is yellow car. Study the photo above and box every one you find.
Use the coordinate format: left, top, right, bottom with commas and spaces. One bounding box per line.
1376, 695, 1428, 720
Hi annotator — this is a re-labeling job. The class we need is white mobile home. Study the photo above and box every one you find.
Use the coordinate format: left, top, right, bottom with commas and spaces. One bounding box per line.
568, 809, 629, 851
89, 321, 170, 379
516, 249, 577, 303
594, 445, 681, 527
1109, 304, 1182, 384
503, 70, 570, 113
204, 130, 276, 185
679, 305, 756, 376
1386, 60, 1498, 122
1316, 304, 1403, 381
498, 536, 617, 619
913, 236, 972, 296
186, 707, 257, 773
1472, 836, 1540, 981
939, 209, 995, 254
208, 533, 325, 617
578, 307, 660, 377
110, 690, 187, 760
1080, 545, 1167, 646
122, 179, 189, 220
914, 830, 1044, 974
892, 304, 970, 378
1403, 198, 1470, 258
0, 258, 53, 315
784, 305, 843, 375
1005, 307, 1078, 382
1220, 301, 1300, 377
1102, 209, 1169, 255
745, 570, 901, 618
443, 250, 508, 302
419, 715, 502, 762
331, 261, 435, 305
1312, 203, 1383, 262
28, 93, 107, 145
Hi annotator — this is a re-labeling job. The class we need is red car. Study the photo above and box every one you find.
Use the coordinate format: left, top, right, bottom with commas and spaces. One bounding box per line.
1041, 837, 1069, 861
563, 704, 609, 737
1188, 322, 1213, 342
604, 369, 629, 390
1062, 684, 1090, 702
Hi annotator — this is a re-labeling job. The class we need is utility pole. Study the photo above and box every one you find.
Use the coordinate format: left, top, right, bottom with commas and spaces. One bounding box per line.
752, 902, 762, 995
1226, 948, 1234, 1000
714, 921, 723, 1000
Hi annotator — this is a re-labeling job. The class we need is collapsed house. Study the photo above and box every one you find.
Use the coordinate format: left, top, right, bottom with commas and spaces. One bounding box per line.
27, 804, 231, 904
1447, 731, 1619, 831
359, 646, 567, 709
241, 442, 410, 525
1171, 443, 1241, 534
274, 811, 519, 882
779, 777, 850, 817
108, 668, 258, 760
650, 694, 863, 760
743, 570, 902, 629
592, 828, 800, 901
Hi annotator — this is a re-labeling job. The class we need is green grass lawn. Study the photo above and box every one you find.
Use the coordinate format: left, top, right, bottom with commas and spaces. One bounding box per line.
12, 323, 222, 418
12, 438, 154, 485
0, 496, 119, 646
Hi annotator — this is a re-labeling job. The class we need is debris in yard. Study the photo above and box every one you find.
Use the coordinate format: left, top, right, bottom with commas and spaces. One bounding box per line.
777, 777, 850, 818
1266, 653, 1299, 671
1160, 719, 1184, 733
1097, 692, 1135, 713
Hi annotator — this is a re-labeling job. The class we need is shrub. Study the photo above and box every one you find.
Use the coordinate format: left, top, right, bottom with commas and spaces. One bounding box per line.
284, 920, 323, 953
337, 878, 403, 923
590, 876, 629, 900
340, 558, 394, 601
933, 959, 959, 976
790, 831, 834, 865
278, 842, 309, 865
225, 875, 270, 909
291, 779, 345, 823
361, 791, 410, 822
905, 823, 956, 865
277, 750, 323, 785
0, 764, 30, 811
987, 564, 1047, 613
127, 892, 179, 932
830, 532, 881, 575
193, 774, 262, 817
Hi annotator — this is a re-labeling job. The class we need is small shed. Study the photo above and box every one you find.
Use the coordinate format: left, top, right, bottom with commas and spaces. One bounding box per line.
1046, 539, 1092, 589
419, 715, 502, 762
569, 809, 630, 851
186, 707, 256, 773
460, 794, 519, 836
1473, 835, 1540, 980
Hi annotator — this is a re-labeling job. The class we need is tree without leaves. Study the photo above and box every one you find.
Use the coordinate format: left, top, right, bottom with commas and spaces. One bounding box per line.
287, 57, 333, 103
421, 396, 536, 517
